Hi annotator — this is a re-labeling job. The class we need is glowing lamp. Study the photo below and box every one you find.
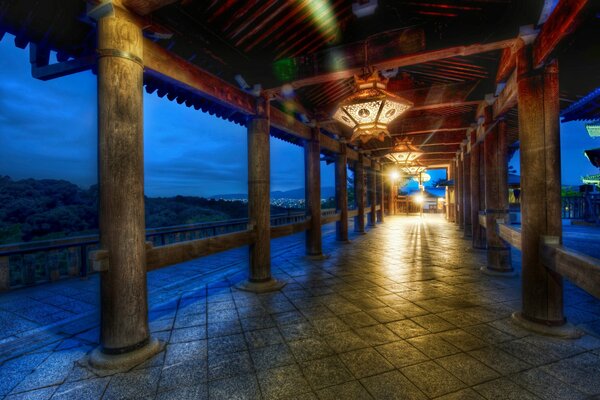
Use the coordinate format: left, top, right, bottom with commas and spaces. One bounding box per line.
333, 70, 412, 143
385, 138, 423, 164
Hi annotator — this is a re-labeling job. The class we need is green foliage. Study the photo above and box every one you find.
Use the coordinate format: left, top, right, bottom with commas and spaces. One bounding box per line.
0, 176, 291, 245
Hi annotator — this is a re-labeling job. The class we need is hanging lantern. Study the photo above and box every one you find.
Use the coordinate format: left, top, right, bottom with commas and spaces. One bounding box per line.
333, 70, 413, 143
385, 138, 423, 164
399, 162, 427, 176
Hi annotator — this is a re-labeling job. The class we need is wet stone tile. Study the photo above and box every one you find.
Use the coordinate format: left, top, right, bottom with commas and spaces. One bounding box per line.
474, 377, 539, 400
51, 377, 110, 400
401, 360, 466, 398
257, 364, 312, 400
164, 340, 207, 365
385, 319, 429, 339
158, 360, 208, 392
436, 353, 500, 386
250, 343, 296, 371
338, 348, 394, 379
360, 370, 426, 400
323, 331, 370, 353
338, 312, 379, 329
375, 340, 429, 368
208, 350, 254, 381
288, 337, 334, 362
208, 373, 262, 400
407, 334, 461, 359
354, 325, 399, 346
156, 384, 208, 400
316, 381, 373, 400
301, 355, 354, 390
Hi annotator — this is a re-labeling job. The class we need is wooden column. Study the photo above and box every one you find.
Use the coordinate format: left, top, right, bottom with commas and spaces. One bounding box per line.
516, 47, 567, 330
354, 156, 366, 233
369, 168, 377, 227
335, 143, 349, 242
447, 165, 455, 222
379, 171, 385, 222
305, 126, 323, 256
242, 97, 284, 292
0, 256, 9, 291
471, 131, 486, 248
457, 157, 463, 228
463, 150, 472, 235
388, 178, 396, 216
483, 119, 513, 274
93, 12, 160, 366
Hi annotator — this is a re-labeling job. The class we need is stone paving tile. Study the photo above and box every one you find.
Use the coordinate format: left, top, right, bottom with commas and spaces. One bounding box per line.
3, 217, 600, 400
257, 364, 312, 400
360, 370, 427, 400
375, 340, 429, 368
50, 377, 110, 400
435, 353, 499, 386
407, 334, 461, 359
300, 355, 354, 390
102, 366, 162, 400
473, 377, 540, 400
208, 373, 262, 400
155, 384, 208, 400
250, 343, 295, 371
316, 381, 373, 400
401, 360, 466, 398
338, 347, 394, 378
468, 346, 531, 376
288, 337, 334, 362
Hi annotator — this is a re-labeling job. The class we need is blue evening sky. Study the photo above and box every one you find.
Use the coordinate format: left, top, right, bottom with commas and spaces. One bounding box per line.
0, 34, 596, 197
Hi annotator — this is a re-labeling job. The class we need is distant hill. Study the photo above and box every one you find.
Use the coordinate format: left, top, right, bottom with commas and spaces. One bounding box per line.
212, 186, 336, 200
0, 176, 291, 244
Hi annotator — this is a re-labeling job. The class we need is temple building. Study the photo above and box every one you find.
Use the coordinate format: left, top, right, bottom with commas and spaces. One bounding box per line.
1, 0, 600, 398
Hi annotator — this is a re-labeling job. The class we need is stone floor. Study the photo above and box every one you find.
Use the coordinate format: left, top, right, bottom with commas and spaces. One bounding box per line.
1, 215, 600, 399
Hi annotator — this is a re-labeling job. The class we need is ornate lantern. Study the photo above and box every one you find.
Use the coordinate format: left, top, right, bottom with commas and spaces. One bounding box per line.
385, 138, 423, 164
333, 70, 413, 143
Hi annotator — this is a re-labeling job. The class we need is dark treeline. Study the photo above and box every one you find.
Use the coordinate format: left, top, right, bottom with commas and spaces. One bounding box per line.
0, 176, 290, 244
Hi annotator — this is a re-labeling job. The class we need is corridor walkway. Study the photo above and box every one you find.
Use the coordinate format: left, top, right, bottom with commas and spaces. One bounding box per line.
1, 215, 600, 399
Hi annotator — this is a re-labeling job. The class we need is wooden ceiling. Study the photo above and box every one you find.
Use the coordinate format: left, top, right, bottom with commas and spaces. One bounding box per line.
0, 0, 598, 168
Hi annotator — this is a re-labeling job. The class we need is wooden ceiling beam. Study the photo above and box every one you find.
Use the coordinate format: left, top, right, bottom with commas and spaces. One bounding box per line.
120, 0, 179, 16
268, 38, 518, 92
533, 0, 589, 68
391, 114, 472, 136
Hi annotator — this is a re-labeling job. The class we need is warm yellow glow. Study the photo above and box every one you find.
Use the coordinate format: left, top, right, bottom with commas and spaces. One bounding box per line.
414, 194, 424, 204
390, 171, 400, 181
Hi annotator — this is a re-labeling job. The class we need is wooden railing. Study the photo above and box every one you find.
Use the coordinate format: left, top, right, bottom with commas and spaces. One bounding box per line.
561, 195, 600, 221
0, 207, 353, 290
481, 219, 600, 300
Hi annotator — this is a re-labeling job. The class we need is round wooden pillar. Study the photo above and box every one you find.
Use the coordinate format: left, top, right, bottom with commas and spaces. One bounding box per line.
516, 47, 567, 330
457, 157, 464, 228
240, 98, 284, 292
471, 134, 486, 249
92, 13, 161, 368
354, 156, 366, 233
335, 144, 349, 242
379, 171, 385, 223
369, 168, 377, 227
305, 127, 323, 256
483, 120, 513, 274
462, 151, 472, 236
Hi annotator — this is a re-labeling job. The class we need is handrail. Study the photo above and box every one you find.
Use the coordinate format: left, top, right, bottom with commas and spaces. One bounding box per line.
491, 221, 600, 301
0, 207, 358, 290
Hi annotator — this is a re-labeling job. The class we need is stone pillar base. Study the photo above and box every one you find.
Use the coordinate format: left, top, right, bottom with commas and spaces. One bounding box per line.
236, 278, 286, 293
85, 337, 163, 373
511, 312, 582, 339
480, 266, 518, 277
